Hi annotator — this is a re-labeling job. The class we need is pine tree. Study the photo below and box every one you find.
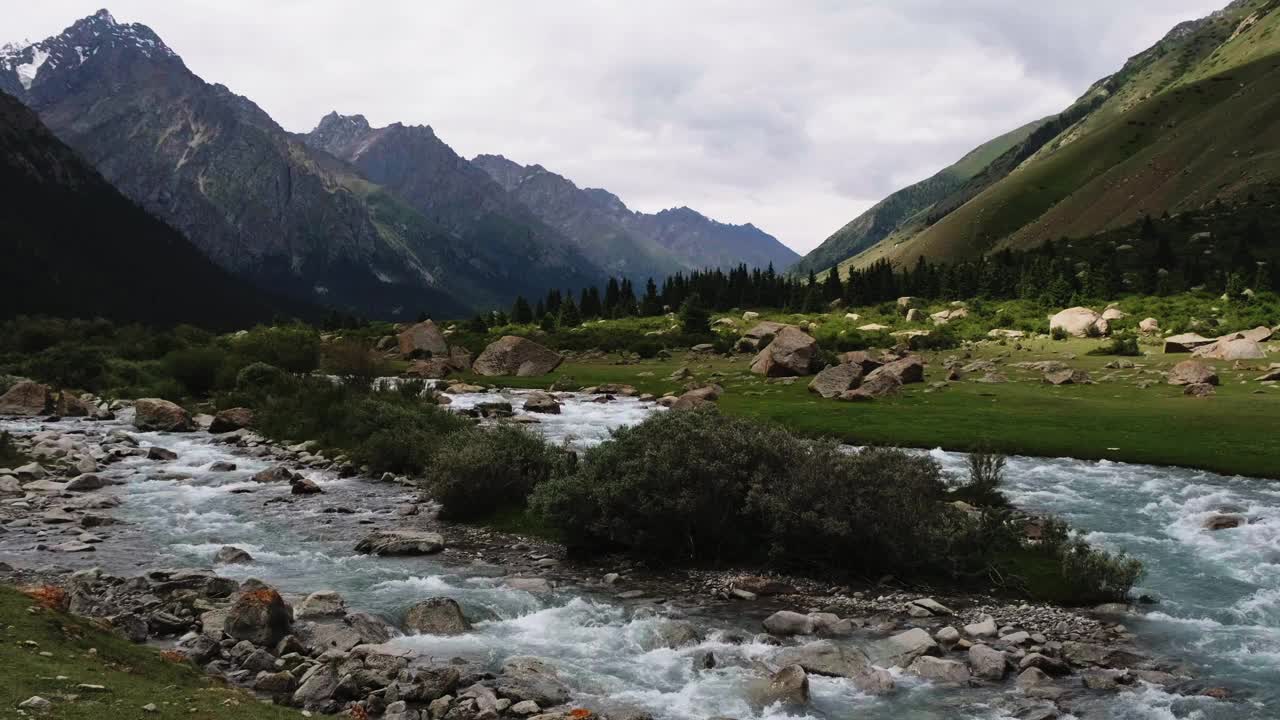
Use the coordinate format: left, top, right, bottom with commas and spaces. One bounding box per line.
678, 293, 710, 334
558, 296, 582, 328
641, 278, 662, 316
511, 296, 533, 324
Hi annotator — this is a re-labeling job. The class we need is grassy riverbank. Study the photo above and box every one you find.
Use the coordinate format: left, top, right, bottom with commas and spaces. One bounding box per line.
0, 585, 299, 719
456, 336, 1280, 479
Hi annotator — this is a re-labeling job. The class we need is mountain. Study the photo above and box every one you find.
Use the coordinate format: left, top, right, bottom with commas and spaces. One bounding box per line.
790, 117, 1048, 276
301, 113, 601, 296
472, 154, 800, 274
808, 0, 1280, 275
0, 89, 298, 328
0, 10, 597, 318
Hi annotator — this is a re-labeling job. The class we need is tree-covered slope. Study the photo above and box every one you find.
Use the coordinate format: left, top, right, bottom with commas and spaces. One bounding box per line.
0, 90, 300, 328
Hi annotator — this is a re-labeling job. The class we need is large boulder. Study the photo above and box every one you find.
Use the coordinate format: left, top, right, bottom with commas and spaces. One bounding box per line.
871, 628, 938, 668
133, 398, 195, 432
522, 392, 562, 414
1043, 369, 1092, 386
225, 588, 292, 646
808, 364, 864, 399
397, 320, 449, 357
740, 321, 789, 351
405, 358, 454, 379
1164, 333, 1215, 353
1139, 317, 1160, 334
774, 641, 871, 678
908, 656, 971, 684
472, 336, 563, 377
1193, 336, 1266, 361
838, 351, 883, 373
498, 656, 572, 707
1167, 360, 1218, 387
1243, 326, 1274, 343
763, 611, 814, 636
355, 530, 445, 556
968, 644, 1008, 680
750, 326, 818, 377
0, 380, 51, 416
1050, 307, 1109, 337
672, 384, 723, 411
209, 407, 253, 434
755, 665, 809, 707
838, 372, 901, 401
404, 598, 471, 635
865, 355, 925, 385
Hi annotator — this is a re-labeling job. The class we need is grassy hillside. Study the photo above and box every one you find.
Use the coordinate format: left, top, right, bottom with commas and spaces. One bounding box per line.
832, 0, 1280, 273
791, 118, 1046, 276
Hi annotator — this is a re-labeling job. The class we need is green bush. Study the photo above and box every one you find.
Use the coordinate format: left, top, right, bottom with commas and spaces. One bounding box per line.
230, 326, 320, 373
236, 362, 291, 395
423, 426, 568, 520
0, 431, 27, 467
163, 346, 229, 397
24, 344, 109, 391
1087, 335, 1141, 357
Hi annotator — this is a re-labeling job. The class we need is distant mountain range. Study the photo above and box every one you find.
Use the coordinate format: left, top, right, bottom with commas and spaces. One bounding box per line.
0, 9, 790, 320
800, 0, 1280, 277
471, 154, 799, 277
0, 88, 296, 328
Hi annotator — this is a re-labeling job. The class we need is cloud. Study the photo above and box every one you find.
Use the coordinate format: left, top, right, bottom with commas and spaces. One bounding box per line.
6, 0, 1228, 253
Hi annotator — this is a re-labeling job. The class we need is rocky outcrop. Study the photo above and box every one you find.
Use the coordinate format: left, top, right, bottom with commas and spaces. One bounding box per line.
133, 398, 194, 432
0, 380, 51, 416
472, 336, 563, 377
750, 326, 818, 377
1167, 361, 1218, 386
808, 363, 864, 398
403, 598, 471, 635
1050, 307, 1109, 337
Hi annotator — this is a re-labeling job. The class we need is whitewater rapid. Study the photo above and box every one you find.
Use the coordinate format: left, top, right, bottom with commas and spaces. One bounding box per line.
1, 391, 1276, 719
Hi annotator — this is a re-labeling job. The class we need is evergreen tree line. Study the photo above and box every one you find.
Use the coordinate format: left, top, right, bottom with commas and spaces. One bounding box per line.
467, 215, 1274, 329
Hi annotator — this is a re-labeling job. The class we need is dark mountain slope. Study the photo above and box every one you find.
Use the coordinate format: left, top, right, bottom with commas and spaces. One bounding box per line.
0, 90, 298, 328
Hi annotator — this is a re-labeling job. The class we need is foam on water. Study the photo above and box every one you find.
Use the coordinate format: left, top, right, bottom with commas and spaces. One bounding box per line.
3, 401, 1279, 717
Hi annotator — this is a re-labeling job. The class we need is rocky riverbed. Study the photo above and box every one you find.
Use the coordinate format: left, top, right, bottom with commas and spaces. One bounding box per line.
0, 394, 1274, 720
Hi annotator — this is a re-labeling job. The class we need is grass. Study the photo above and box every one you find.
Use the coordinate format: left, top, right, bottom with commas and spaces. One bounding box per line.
456, 333, 1280, 479
0, 585, 301, 719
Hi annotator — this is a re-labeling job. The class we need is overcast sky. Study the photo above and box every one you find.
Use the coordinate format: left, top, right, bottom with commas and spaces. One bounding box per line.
8, 1, 1227, 254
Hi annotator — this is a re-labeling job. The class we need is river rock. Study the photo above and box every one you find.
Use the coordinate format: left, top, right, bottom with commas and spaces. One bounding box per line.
1020, 653, 1069, 676
65, 474, 106, 492
293, 663, 341, 709
296, 590, 346, 619
472, 336, 563, 377
751, 326, 818, 377
967, 644, 1007, 680
1050, 307, 1109, 338
0, 380, 51, 415
1167, 360, 1218, 386
146, 446, 178, 461
210, 407, 254, 434
215, 546, 254, 565
224, 587, 292, 646
1016, 667, 1054, 690
254, 670, 297, 694
908, 656, 971, 684
133, 398, 195, 432
497, 656, 571, 706
1202, 513, 1244, 531
756, 665, 809, 706
871, 628, 938, 668
808, 363, 864, 398
356, 530, 445, 556
404, 598, 471, 635
853, 667, 896, 695
963, 617, 997, 639
522, 392, 562, 414
774, 640, 870, 678
653, 620, 704, 649
763, 610, 814, 636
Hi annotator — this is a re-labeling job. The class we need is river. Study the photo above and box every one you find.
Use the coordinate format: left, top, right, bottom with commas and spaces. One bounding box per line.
1, 389, 1275, 719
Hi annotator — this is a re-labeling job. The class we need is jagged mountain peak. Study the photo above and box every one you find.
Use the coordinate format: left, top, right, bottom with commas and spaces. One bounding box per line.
1, 8, 176, 94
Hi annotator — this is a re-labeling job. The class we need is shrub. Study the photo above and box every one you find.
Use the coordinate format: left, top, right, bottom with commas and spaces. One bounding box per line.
950, 451, 1009, 507
422, 426, 567, 520
236, 362, 291, 395
532, 409, 809, 563
679, 295, 710, 334
1087, 335, 1141, 356
1037, 518, 1143, 602
230, 326, 320, 373
323, 340, 390, 381
25, 344, 109, 391
163, 346, 229, 397
1050, 326, 1069, 341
